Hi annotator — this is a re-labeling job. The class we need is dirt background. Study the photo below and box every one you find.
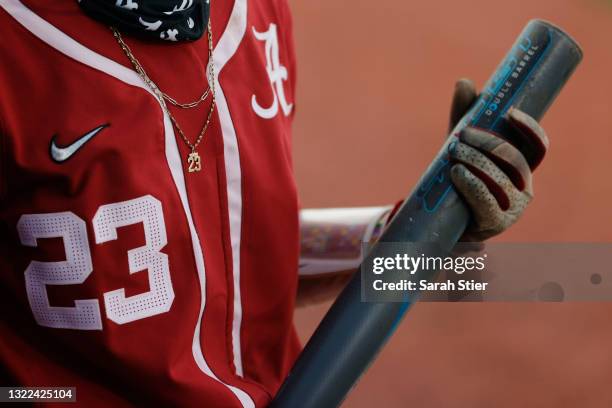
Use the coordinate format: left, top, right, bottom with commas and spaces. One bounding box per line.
289, 0, 612, 406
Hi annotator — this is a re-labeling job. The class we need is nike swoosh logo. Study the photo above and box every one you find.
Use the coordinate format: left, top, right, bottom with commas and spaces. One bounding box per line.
49, 124, 109, 163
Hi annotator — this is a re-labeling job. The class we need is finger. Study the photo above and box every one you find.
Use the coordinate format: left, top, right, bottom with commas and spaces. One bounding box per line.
460, 127, 533, 194
450, 164, 503, 235
449, 78, 478, 133
507, 108, 550, 170
450, 142, 517, 211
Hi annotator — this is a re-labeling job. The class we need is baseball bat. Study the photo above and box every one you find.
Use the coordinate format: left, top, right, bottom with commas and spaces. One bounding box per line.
272, 19, 582, 408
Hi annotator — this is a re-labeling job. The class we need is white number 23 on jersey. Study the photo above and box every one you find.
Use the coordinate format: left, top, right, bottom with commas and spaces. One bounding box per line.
17, 195, 174, 330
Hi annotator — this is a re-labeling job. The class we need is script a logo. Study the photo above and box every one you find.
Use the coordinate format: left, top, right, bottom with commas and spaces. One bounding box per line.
251, 23, 293, 119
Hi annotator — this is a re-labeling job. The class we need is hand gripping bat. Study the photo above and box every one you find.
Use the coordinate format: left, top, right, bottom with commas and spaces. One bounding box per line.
272, 20, 583, 408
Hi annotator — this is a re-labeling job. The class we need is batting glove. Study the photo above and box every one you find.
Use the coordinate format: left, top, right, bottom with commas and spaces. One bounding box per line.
447, 79, 549, 241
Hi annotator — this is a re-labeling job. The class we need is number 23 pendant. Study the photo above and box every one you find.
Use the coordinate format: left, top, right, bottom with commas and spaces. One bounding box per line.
187, 151, 202, 173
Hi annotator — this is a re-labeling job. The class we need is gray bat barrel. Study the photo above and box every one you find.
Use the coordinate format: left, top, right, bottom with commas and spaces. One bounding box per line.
272, 20, 582, 408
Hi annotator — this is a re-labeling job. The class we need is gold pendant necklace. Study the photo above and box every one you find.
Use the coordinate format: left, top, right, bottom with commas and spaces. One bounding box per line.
188, 149, 202, 172
111, 19, 216, 173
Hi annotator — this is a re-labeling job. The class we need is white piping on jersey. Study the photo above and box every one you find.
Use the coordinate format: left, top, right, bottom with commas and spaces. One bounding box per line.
0, 1, 254, 407
212, 0, 247, 378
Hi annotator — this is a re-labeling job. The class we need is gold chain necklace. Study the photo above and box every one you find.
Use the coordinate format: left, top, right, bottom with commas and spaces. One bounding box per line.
111, 20, 216, 173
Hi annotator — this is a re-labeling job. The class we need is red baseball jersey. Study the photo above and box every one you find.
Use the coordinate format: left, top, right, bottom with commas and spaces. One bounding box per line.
0, 0, 299, 406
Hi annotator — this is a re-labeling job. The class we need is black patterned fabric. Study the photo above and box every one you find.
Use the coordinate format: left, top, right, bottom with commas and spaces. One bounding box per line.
78, 0, 210, 42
